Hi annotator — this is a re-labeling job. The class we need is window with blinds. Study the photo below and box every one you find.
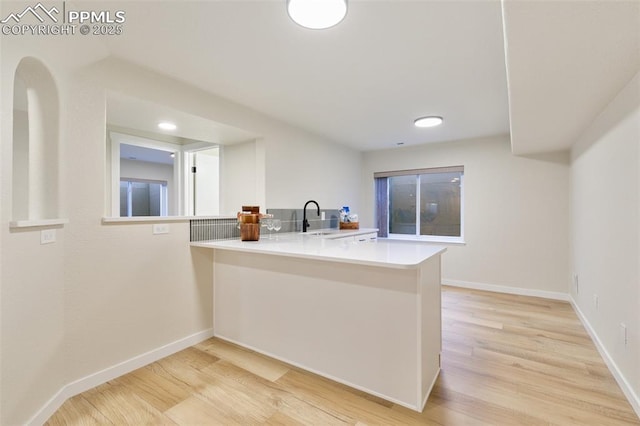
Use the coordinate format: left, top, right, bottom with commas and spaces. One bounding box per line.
374, 166, 464, 242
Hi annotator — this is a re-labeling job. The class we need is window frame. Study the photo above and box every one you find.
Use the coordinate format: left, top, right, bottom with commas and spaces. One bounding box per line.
110, 132, 182, 217
375, 166, 465, 244
108, 131, 220, 218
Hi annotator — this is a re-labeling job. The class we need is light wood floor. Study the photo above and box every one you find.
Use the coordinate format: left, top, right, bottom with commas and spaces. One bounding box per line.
46, 287, 640, 425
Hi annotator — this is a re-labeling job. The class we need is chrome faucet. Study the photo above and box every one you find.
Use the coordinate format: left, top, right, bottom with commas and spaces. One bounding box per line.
302, 200, 320, 232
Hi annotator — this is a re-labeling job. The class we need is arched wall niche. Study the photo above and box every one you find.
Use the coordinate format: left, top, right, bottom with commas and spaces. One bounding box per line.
11, 57, 65, 227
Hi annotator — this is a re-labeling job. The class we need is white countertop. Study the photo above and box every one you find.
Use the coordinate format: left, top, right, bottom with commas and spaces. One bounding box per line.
190, 228, 446, 269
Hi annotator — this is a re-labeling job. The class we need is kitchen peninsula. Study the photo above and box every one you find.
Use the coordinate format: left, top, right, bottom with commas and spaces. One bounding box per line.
191, 229, 446, 411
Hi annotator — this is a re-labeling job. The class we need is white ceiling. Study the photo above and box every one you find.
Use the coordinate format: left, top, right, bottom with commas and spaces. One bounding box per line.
120, 143, 175, 165
503, 0, 640, 155
95, 0, 639, 154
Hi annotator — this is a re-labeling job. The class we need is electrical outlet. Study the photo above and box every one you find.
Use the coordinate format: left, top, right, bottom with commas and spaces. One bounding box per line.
41, 229, 56, 245
573, 274, 579, 294
152, 224, 170, 235
620, 323, 628, 346
593, 294, 599, 310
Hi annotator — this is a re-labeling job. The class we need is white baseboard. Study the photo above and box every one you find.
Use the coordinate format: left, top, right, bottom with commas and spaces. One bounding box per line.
28, 328, 214, 426
442, 279, 570, 301
569, 297, 640, 419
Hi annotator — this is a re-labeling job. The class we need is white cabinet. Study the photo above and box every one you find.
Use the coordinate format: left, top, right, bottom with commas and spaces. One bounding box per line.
354, 232, 378, 242
330, 231, 378, 242
211, 246, 443, 411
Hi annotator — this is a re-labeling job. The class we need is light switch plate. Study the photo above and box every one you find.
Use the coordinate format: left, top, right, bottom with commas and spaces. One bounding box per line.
620, 323, 628, 346
153, 224, 170, 235
41, 229, 56, 244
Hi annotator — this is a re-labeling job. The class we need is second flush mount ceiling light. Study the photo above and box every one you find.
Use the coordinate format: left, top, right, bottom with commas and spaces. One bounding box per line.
287, 0, 348, 29
414, 116, 444, 128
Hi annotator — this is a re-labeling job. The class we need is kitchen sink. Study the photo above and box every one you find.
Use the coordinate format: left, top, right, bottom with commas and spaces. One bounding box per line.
301, 230, 340, 236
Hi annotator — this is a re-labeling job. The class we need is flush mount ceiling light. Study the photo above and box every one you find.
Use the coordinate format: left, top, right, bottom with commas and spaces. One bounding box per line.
414, 116, 443, 128
287, 0, 348, 30
158, 121, 177, 131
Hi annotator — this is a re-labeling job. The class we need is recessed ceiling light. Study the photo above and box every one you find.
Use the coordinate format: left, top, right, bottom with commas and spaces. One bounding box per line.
287, 0, 347, 30
158, 121, 177, 131
170, 153, 175, 158
414, 116, 443, 128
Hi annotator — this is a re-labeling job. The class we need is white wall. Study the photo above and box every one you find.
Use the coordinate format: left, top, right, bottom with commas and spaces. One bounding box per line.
2, 107, 66, 426
1, 43, 360, 426
11, 110, 28, 220
571, 70, 640, 411
120, 159, 174, 185
1, 52, 68, 426
194, 149, 220, 216
220, 112, 363, 216
221, 140, 261, 215
362, 136, 571, 296
0, 228, 66, 426
265, 127, 362, 212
